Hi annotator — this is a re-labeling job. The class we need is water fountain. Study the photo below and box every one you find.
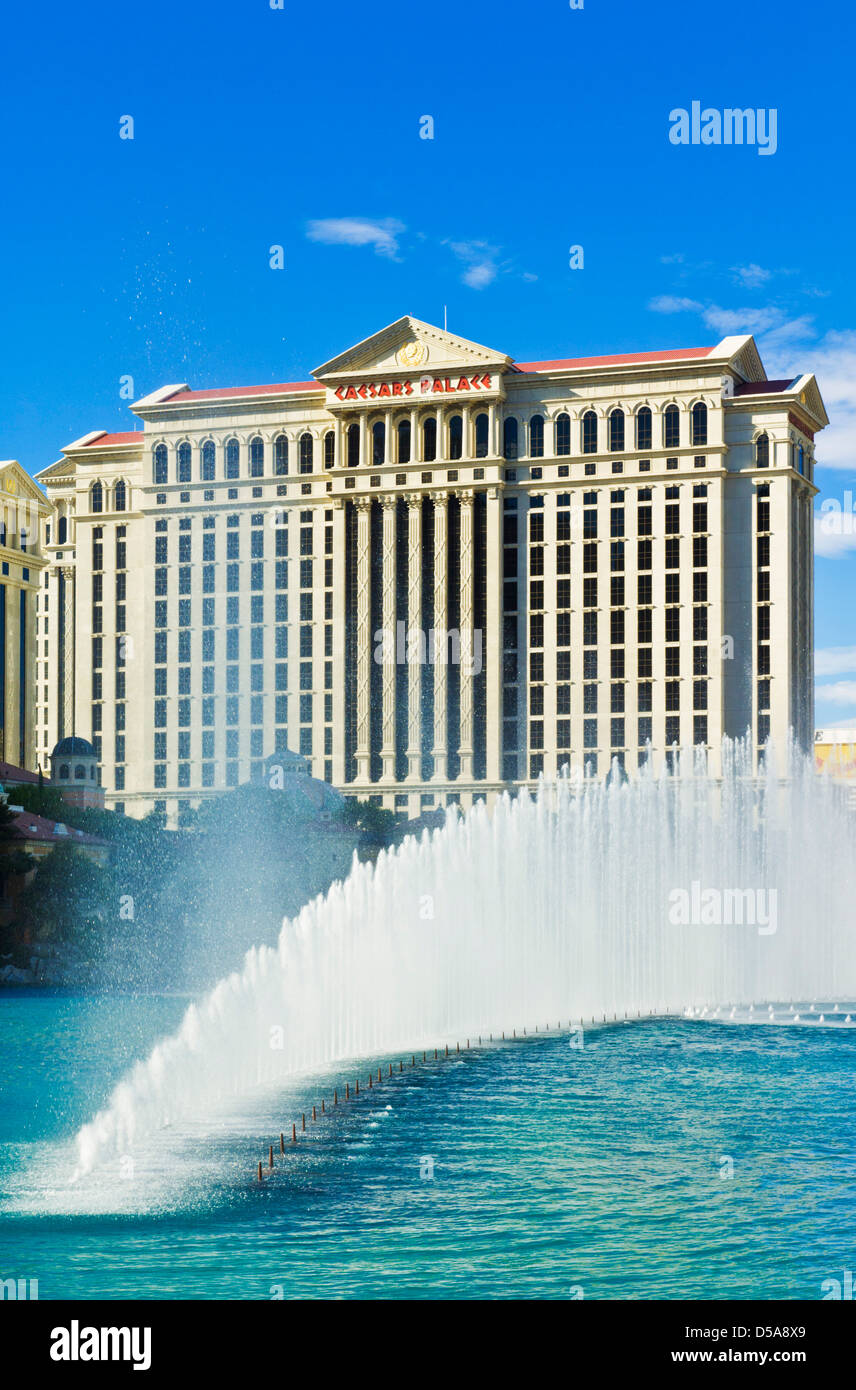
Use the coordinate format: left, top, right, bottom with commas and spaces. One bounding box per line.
73, 739, 856, 1178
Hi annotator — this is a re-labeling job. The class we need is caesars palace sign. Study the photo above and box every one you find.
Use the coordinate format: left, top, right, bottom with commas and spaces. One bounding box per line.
331, 371, 494, 403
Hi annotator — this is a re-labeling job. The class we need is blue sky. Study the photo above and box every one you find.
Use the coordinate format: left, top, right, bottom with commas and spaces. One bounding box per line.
1, 0, 854, 725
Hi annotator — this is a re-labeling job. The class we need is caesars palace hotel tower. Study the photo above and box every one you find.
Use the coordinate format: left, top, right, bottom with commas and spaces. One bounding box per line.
31, 316, 826, 823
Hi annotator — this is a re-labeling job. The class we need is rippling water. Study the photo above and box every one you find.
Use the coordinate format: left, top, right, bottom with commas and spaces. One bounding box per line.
1, 990, 854, 1300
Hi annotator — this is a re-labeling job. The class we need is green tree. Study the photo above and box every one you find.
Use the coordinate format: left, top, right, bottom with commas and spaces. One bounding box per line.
15, 843, 108, 949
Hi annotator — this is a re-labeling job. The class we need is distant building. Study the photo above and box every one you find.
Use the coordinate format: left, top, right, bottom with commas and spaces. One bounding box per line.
49, 736, 105, 810
815, 728, 856, 779
0, 461, 50, 771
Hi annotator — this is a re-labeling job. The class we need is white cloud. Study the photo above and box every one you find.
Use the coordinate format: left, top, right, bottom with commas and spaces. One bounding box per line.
446, 239, 501, 290
648, 294, 703, 314
731, 263, 772, 289
306, 217, 405, 259
814, 513, 856, 558
815, 680, 856, 705
816, 647, 856, 677
700, 304, 787, 337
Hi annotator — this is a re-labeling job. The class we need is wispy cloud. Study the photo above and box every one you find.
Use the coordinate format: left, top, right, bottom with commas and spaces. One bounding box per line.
815, 680, 856, 705
816, 647, 856, 677
446, 239, 501, 290
731, 263, 772, 289
306, 217, 405, 259
648, 294, 704, 314
814, 513, 856, 558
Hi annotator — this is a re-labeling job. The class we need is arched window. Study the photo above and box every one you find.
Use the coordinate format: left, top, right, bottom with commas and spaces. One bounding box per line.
74, 764, 86, 780
691, 401, 708, 447
608, 408, 625, 452
59, 763, 70, 779
636, 407, 652, 451
299, 432, 313, 474
529, 414, 544, 458
347, 423, 360, 468
398, 419, 411, 463
202, 440, 216, 481
324, 431, 335, 469
449, 415, 463, 461
756, 432, 769, 468
664, 404, 680, 449
555, 412, 571, 456
58, 515, 67, 545
582, 410, 598, 454
225, 438, 240, 479
154, 443, 168, 485
114, 479, 126, 512
274, 435, 288, 476
475, 413, 489, 459
372, 421, 385, 466
249, 436, 264, 477
91, 481, 103, 513
503, 416, 518, 460
90, 766, 96, 780
178, 441, 192, 483
423, 417, 437, 462
797, 442, 804, 475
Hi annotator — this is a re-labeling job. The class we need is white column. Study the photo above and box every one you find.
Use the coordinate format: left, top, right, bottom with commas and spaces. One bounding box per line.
457, 489, 475, 781
384, 410, 393, 465
431, 492, 448, 781
380, 497, 397, 779
354, 498, 372, 781
331, 502, 347, 783
62, 565, 75, 738
436, 407, 445, 462
460, 405, 470, 462
406, 494, 422, 780
410, 408, 419, 464
485, 490, 502, 781
359, 414, 367, 469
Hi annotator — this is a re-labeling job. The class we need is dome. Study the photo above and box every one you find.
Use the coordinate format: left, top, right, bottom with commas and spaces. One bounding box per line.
52, 736, 96, 757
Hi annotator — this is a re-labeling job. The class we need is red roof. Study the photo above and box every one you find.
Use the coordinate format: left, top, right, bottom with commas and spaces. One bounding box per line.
83, 432, 144, 447
167, 381, 320, 403
515, 347, 714, 373
0, 762, 43, 786
9, 809, 107, 847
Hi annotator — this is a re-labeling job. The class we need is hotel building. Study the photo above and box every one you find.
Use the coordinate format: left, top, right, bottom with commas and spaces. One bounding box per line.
32, 316, 826, 823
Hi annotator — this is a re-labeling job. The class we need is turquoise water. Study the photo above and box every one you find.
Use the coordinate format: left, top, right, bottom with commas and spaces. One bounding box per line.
1, 988, 854, 1300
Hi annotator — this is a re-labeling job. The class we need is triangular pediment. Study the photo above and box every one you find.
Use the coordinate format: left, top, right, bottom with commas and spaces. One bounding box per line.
791, 373, 829, 429
0, 460, 50, 509
314, 316, 512, 380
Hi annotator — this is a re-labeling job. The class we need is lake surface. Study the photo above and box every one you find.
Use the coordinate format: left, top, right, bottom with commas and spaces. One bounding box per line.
0, 988, 853, 1299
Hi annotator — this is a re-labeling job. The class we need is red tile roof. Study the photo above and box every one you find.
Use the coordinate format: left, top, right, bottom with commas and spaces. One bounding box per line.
9, 809, 107, 846
515, 347, 715, 372
82, 432, 144, 447
167, 381, 320, 403
0, 762, 43, 785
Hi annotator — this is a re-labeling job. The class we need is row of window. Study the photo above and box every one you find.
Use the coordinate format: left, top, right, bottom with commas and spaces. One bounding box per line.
147, 402, 717, 486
